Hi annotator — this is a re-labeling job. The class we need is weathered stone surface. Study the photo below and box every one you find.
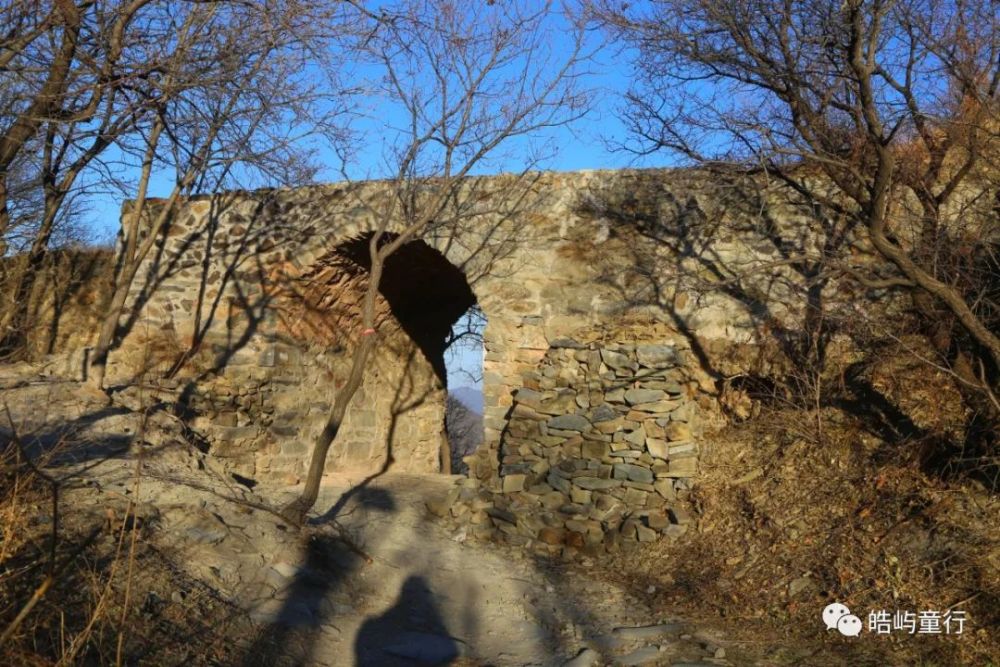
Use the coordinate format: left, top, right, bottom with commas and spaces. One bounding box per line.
581, 439, 608, 459
605, 388, 626, 403
590, 403, 617, 423
635, 524, 658, 542
624, 388, 666, 405
646, 438, 669, 459
631, 400, 682, 414
665, 458, 697, 477
613, 463, 654, 484
668, 442, 698, 456
503, 474, 527, 493
547, 414, 590, 431
600, 349, 631, 369
623, 487, 649, 506
654, 479, 676, 500
573, 477, 622, 490
636, 344, 677, 367
609, 449, 641, 459
624, 426, 646, 447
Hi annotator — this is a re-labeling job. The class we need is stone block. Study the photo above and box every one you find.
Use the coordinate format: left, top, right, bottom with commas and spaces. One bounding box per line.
600, 349, 631, 369
547, 414, 590, 431
624, 388, 666, 405
629, 400, 682, 414
667, 442, 698, 456
623, 487, 649, 506
636, 344, 677, 368
644, 419, 665, 438
590, 404, 617, 422
547, 472, 571, 494
613, 463, 654, 484
646, 438, 669, 459
665, 421, 692, 441
581, 439, 608, 459
609, 449, 641, 459
624, 425, 646, 447
605, 388, 626, 403
654, 479, 676, 500
665, 458, 697, 477
636, 524, 658, 542
668, 507, 693, 525
573, 477, 622, 491
623, 481, 655, 492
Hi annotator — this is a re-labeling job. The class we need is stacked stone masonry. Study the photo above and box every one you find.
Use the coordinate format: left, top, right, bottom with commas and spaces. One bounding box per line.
96, 168, 842, 518
443, 336, 702, 555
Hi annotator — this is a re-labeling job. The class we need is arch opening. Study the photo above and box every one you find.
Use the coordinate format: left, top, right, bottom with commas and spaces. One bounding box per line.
444, 306, 486, 474
328, 234, 484, 473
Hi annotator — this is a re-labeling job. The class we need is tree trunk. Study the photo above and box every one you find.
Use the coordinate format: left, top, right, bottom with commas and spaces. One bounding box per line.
88, 273, 132, 390
281, 246, 386, 525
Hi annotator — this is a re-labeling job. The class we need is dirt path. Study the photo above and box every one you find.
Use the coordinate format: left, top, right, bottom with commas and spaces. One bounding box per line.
2, 378, 736, 666
255, 473, 731, 666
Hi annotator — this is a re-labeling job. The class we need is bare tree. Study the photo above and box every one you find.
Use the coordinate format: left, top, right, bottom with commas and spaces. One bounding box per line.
85, 0, 354, 389
281, 0, 590, 524
596, 0, 1000, 453
0, 0, 154, 259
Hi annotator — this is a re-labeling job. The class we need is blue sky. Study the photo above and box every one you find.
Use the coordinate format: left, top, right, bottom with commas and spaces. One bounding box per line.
74, 6, 672, 392
79, 8, 665, 242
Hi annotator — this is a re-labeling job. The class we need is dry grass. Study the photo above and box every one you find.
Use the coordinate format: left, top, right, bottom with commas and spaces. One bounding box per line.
0, 416, 255, 666
601, 390, 999, 664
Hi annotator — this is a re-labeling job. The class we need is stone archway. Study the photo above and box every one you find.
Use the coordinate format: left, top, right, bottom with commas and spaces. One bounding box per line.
110, 171, 724, 490
255, 234, 485, 478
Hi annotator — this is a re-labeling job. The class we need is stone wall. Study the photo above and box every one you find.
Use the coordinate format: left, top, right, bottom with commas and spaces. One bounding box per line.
102, 168, 843, 487
443, 333, 703, 555
0, 248, 111, 361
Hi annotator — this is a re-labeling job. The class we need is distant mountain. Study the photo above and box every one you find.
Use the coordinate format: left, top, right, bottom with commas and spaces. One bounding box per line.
445, 394, 484, 474
450, 385, 483, 415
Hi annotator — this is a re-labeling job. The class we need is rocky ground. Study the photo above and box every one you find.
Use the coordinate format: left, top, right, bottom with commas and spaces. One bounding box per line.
0, 373, 746, 667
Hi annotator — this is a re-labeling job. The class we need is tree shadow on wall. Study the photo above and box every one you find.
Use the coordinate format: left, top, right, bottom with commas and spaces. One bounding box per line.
313, 343, 441, 524
0, 248, 112, 361
572, 170, 987, 481
573, 170, 854, 393
239, 344, 443, 665
107, 187, 350, 396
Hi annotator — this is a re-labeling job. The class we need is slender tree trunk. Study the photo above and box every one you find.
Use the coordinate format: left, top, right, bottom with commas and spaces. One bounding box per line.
281, 246, 386, 525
